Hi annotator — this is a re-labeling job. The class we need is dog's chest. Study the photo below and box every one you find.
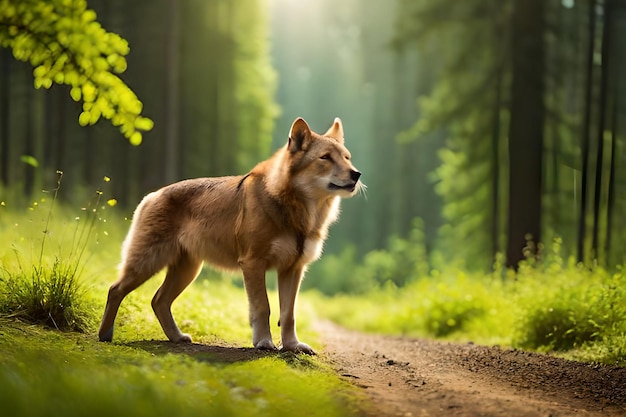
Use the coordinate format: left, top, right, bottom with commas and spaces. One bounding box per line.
267, 197, 340, 268
302, 236, 324, 263
269, 234, 324, 267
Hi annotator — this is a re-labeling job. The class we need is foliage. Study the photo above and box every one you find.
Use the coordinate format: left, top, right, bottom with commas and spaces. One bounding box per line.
513, 258, 626, 354
0, 257, 94, 331
309, 239, 626, 365
304, 218, 429, 294
393, 0, 511, 270
0, 0, 153, 143
0, 0, 278, 208
391, 0, 626, 269
308, 270, 511, 344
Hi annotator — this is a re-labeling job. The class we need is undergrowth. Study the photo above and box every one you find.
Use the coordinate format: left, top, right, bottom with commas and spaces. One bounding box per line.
512, 260, 626, 363
308, 239, 626, 365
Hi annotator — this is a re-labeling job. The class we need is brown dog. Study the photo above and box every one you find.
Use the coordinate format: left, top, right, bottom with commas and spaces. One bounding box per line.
98, 117, 362, 354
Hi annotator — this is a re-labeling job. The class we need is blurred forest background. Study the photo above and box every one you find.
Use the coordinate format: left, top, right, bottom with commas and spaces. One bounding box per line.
1, 0, 625, 284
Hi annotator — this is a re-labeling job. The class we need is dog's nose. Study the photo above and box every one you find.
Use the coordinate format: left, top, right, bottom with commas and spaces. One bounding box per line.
350, 170, 361, 182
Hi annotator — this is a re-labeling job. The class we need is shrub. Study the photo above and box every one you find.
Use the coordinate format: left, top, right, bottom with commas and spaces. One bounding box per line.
421, 284, 486, 337
513, 264, 626, 353
304, 218, 430, 295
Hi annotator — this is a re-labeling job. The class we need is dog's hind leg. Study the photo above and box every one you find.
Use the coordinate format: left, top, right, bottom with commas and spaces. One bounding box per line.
152, 250, 202, 343
99, 235, 174, 342
99, 262, 159, 342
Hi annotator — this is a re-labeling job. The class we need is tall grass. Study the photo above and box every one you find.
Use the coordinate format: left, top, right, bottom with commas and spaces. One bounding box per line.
0, 172, 118, 332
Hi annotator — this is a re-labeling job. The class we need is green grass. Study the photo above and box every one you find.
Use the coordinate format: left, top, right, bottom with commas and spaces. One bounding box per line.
0, 200, 364, 417
0, 318, 360, 417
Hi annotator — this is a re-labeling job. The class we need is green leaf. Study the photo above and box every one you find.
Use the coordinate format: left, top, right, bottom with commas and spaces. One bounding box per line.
134, 116, 154, 131
129, 131, 142, 146
20, 155, 39, 168
78, 111, 90, 126
70, 86, 81, 101
33, 65, 48, 78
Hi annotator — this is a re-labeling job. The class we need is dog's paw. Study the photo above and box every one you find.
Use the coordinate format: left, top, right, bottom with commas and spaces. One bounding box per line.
98, 326, 114, 342
281, 342, 316, 355
254, 338, 278, 351
173, 333, 193, 343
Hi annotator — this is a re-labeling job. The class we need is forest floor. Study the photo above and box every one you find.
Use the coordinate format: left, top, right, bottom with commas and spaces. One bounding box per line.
315, 321, 626, 417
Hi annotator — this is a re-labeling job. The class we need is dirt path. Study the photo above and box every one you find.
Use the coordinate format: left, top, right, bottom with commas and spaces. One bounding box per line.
315, 321, 626, 417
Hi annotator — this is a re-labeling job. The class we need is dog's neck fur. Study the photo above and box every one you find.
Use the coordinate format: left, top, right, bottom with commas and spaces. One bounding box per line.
255, 146, 340, 238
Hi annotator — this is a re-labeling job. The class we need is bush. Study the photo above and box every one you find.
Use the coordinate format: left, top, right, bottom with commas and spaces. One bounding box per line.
305, 218, 430, 295
513, 262, 626, 354
421, 281, 487, 337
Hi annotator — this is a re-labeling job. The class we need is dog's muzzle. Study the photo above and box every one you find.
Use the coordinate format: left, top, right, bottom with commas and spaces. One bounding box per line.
329, 170, 361, 193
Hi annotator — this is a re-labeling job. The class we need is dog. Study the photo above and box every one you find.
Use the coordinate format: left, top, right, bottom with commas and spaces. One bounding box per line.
98, 117, 362, 354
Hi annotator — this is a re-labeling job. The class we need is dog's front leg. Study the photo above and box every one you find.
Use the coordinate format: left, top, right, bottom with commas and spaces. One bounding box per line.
278, 266, 314, 354
240, 261, 276, 351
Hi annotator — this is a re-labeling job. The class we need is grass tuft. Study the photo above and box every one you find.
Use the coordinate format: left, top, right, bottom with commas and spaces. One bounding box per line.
0, 172, 114, 333
0, 258, 94, 331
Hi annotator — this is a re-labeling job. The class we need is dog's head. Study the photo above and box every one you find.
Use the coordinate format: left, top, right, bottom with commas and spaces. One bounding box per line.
286, 117, 362, 199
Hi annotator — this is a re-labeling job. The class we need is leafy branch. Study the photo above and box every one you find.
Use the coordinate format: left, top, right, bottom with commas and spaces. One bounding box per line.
0, 0, 153, 144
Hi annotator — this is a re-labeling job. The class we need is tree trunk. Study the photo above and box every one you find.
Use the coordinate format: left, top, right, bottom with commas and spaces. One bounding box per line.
491, 64, 503, 258
591, 0, 612, 265
44, 87, 67, 174
23, 87, 35, 196
605, 0, 618, 266
577, 0, 597, 264
0, 50, 11, 186
505, 0, 546, 268
606, 78, 617, 266
164, 0, 180, 184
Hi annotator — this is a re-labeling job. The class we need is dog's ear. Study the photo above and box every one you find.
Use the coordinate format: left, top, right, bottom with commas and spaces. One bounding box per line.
324, 117, 344, 143
288, 117, 312, 152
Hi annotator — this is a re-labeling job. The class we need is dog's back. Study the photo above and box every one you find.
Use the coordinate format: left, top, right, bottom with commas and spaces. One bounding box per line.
121, 177, 244, 277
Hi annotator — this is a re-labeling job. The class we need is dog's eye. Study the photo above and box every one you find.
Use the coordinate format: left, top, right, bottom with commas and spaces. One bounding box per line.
320, 154, 331, 160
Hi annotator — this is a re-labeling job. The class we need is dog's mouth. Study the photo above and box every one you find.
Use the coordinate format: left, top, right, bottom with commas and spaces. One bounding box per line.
329, 182, 357, 193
